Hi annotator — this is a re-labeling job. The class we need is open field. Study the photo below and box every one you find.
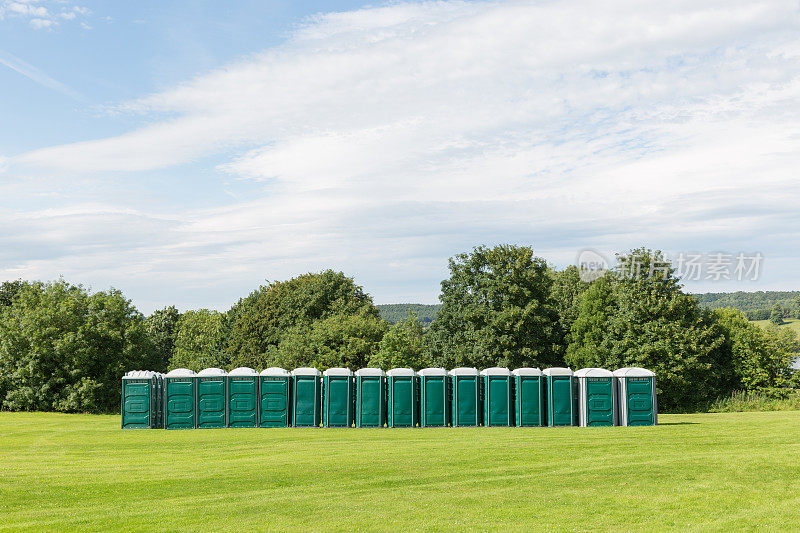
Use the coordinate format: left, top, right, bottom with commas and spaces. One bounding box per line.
753, 317, 800, 334
1, 412, 800, 531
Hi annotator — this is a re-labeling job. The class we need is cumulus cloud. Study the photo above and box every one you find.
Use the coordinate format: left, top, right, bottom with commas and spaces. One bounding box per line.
4, 0, 800, 310
0, 1, 90, 29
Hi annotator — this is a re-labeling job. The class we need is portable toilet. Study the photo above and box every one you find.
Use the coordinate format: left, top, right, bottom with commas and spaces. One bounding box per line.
450, 367, 481, 427
323, 368, 354, 428
386, 368, 418, 428
481, 367, 513, 427
196, 368, 227, 428
164, 368, 196, 429
354, 368, 385, 428
292, 367, 321, 427
419, 368, 450, 427
513, 368, 544, 427
575, 368, 617, 427
543, 367, 575, 427
259, 367, 292, 428
614, 367, 657, 426
155, 372, 165, 428
227, 367, 258, 428
121, 371, 158, 429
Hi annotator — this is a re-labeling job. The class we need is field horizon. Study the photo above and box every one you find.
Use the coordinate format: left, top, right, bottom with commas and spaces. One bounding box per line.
2, 411, 799, 531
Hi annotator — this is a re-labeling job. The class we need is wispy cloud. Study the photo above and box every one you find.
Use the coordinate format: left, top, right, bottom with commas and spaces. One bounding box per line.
0, 48, 84, 100
0, 1, 91, 30
4, 0, 800, 311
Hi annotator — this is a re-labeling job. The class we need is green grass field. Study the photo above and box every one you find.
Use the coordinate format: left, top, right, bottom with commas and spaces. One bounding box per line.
2, 412, 800, 531
753, 317, 800, 334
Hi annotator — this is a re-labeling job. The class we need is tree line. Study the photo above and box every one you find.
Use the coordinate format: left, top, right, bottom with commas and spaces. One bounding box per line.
695, 291, 800, 321
1, 245, 798, 414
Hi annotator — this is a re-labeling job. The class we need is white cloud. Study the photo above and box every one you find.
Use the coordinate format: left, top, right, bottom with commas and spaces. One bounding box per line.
5, 0, 800, 310
0, 0, 90, 29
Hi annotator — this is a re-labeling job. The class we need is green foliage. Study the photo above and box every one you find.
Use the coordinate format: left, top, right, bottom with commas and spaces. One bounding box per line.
425, 244, 561, 369
376, 304, 441, 325
565, 275, 617, 368
769, 304, 785, 326
695, 290, 800, 313
0, 280, 155, 413
226, 270, 382, 369
145, 306, 181, 372
709, 389, 800, 412
0, 280, 28, 309
370, 313, 429, 370
170, 310, 229, 371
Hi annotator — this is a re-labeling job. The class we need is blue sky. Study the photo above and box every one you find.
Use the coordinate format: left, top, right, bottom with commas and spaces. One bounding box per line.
2, 0, 800, 313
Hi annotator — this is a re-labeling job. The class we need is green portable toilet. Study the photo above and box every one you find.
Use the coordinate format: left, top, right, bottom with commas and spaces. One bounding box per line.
292, 367, 321, 427
121, 371, 158, 429
575, 368, 617, 427
543, 367, 575, 427
355, 368, 385, 428
164, 368, 197, 429
613, 367, 657, 426
386, 368, 418, 428
227, 367, 258, 428
512, 368, 544, 427
450, 367, 481, 427
481, 367, 513, 427
419, 368, 450, 427
259, 367, 292, 428
196, 368, 227, 428
323, 368, 354, 428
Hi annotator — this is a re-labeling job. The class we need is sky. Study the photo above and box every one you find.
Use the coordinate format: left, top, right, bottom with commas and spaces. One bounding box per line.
1, 0, 799, 314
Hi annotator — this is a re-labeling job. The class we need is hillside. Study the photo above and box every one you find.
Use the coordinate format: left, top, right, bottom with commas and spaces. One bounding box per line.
694, 291, 800, 315
377, 304, 442, 325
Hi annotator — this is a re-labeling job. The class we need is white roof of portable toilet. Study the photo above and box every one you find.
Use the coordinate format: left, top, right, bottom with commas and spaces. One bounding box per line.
260, 367, 290, 376
228, 367, 258, 376
543, 367, 573, 376
197, 367, 227, 376
323, 367, 353, 376
574, 368, 614, 378
613, 367, 655, 377
387, 368, 416, 377
355, 368, 385, 377
165, 368, 196, 377
123, 370, 155, 379
449, 367, 479, 376
418, 367, 447, 376
512, 367, 543, 376
480, 367, 511, 376
292, 367, 321, 376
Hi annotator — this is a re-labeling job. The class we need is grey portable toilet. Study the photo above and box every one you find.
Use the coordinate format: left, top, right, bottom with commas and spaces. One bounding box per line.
355, 368, 386, 428
614, 367, 657, 426
196, 367, 227, 428
574, 368, 617, 427
323, 367, 354, 428
450, 367, 481, 427
292, 367, 322, 427
386, 368, 418, 428
543, 367, 575, 427
481, 367, 513, 427
227, 367, 259, 428
121, 371, 158, 429
164, 368, 197, 429
419, 368, 450, 427
512, 368, 544, 427
259, 367, 292, 428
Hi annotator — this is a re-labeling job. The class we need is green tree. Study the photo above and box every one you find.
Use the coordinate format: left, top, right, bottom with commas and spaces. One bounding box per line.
370, 313, 429, 370
549, 265, 590, 360
0, 280, 27, 309
769, 304, 785, 326
565, 275, 617, 368
226, 270, 381, 368
425, 244, 561, 369
170, 310, 228, 371
794, 296, 800, 319
0, 279, 155, 413
145, 306, 181, 372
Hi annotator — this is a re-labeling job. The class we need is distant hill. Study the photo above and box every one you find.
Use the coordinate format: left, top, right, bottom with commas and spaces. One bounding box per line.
377, 304, 442, 325
694, 291, 800, 319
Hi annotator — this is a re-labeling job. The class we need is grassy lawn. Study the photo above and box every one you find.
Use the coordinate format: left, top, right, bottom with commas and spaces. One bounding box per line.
753, 317, 800, 334
1, 412, 800, 531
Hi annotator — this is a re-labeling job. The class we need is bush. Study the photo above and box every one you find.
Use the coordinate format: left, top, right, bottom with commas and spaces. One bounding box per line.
709, 390, 800, 412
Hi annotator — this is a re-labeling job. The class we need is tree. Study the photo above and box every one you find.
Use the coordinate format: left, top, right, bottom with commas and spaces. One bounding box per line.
370, 313, 429, 370
565, 275, 617, 369
145, 306, 181, 372
0, 280, 27, 309
795, 296, 800, 320
170, 310, 228, 371
0, 280, 155, 413
424, 244, 561, 369
549, 265, 590, 360
769, 304, 785, 326
226, 270, 380, 366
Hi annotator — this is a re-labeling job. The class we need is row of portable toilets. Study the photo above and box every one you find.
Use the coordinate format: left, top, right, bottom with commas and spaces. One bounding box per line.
121, 366, 657, 430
